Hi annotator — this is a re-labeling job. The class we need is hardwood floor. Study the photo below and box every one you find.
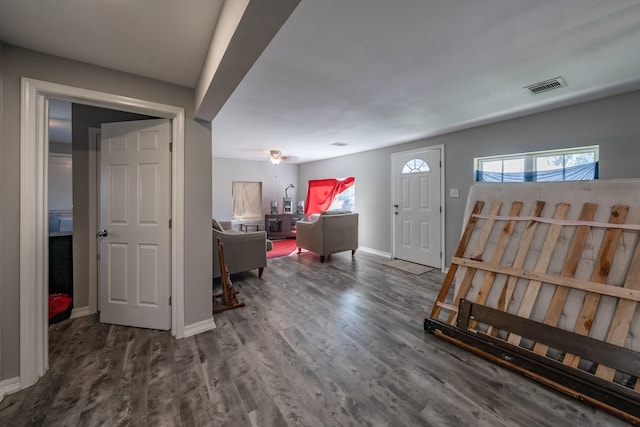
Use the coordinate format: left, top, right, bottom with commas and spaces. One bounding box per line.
0, 250, 628, 426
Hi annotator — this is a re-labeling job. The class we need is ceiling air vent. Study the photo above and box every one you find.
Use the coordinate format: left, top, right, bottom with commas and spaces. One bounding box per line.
524, 77, 566, 95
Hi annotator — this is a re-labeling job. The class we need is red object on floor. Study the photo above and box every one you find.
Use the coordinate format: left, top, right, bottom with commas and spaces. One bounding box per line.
49, 293, 72, 320
267, 238, 299, 259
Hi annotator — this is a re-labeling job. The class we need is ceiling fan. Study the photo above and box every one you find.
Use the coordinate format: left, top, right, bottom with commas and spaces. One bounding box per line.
269, 150, 298, 165
253, 148, 297, 164
269, 150, 283, 165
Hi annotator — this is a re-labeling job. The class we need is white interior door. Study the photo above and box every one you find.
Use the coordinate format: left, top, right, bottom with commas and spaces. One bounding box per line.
99, 119, 171, 329
392, 148, 442, 267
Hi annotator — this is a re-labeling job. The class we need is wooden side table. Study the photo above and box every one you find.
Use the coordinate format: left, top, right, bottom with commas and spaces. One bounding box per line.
265, 213, 306, 239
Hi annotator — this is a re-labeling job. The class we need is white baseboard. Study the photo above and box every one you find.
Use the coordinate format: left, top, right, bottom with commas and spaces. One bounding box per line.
360, 246, 447, 273
0, 377, 21, 401
70, 306, 93, 319
183, 317, 216, 338
359, 246, 391, 258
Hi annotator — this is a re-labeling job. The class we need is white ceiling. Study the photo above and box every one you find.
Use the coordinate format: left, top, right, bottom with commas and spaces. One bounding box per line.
211, 0, 640, 164
2, 0, 640, 163
0, 0, 224, 87
0, 0, 223, 144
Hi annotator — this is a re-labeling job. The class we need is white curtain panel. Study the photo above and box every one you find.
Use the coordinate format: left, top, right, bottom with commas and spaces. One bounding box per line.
232, 181, 263, 220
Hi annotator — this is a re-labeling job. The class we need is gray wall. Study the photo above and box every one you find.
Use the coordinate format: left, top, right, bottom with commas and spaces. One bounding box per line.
71, 104, 155, 309
0, 42, 4, 379
212, 157, 298, 224
298, 151, 391, 253
299, 89, 640, 262
0, 44, 213, 380
49, 142, 72, 155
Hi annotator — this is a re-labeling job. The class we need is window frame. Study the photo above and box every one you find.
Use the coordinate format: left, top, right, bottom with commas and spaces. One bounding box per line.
475, 145, 599, 183
328, 183, 355, 211
401, 158, 431, 174
305, 177, 355, 215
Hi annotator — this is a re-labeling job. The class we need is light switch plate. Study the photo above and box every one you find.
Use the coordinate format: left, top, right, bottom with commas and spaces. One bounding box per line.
450, 188, 459, 198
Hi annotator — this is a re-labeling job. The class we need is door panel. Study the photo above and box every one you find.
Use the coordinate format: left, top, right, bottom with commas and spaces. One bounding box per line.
419, 176, 430, 209
107, 243, 128, 302
110, 165, 129, 222
393, 149, 441, 267
401, 178, 411, 208
99, 119, 171, 330
402, 220, 411, 246
139, 163, 160, 224
138, 244, 159, 305
420, 222, 431, 250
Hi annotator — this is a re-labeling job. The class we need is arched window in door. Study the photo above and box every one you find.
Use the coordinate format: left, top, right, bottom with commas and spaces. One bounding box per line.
402, 158, 431, 174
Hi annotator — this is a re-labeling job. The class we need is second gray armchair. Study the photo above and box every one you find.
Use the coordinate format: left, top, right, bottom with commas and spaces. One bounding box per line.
296, 212, 358, 262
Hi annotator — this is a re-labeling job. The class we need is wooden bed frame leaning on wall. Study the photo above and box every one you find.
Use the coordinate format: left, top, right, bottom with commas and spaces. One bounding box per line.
425, 193, 640, 425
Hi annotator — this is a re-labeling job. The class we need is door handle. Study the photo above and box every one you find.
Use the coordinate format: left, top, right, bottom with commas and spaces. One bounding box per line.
393, 204, 399, 208
97, 229, 108, 237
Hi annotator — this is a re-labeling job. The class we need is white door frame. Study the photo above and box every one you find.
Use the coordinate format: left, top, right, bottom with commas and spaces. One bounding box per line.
20, 77, 186, 389
390, 144, 446, 271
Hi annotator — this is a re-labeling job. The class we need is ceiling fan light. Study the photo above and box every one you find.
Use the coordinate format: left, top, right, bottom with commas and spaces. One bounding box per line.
270, 150, 282, 165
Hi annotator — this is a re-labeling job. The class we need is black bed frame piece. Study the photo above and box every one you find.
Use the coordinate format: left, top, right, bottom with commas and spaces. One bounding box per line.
424, 300, 640, 424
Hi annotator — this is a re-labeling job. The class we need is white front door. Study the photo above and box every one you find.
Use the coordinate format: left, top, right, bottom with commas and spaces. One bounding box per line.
99, 119, 171, 330
392, 148, 442, 268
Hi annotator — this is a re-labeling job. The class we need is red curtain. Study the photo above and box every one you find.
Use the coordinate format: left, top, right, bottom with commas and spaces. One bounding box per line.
305, 177, 355, 215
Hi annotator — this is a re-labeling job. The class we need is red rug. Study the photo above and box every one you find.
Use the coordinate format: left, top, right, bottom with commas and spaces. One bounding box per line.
267, 238, 299, 259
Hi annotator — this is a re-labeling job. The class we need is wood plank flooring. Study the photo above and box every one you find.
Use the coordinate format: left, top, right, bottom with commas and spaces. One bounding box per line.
0, 250, 629, 426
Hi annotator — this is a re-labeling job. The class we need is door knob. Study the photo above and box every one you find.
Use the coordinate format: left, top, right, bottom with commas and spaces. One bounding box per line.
97, 229, 108, 237
393, 204, 399, 208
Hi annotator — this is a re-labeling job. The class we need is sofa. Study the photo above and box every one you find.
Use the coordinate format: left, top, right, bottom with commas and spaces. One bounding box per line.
212, 219, 270, 278
296, 212, 358, 262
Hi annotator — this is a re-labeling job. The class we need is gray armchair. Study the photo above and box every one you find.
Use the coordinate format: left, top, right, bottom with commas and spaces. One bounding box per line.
296, 212, 358, 262
213, 220, 268, 278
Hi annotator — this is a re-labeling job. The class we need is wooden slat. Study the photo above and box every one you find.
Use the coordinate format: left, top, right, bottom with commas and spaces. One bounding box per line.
451, 257, 640, 303
469, 201, 523, 329
507, 203, 571, 346
564, 205, 629, 368
495, 201, 546, 312
595, 237, 640, 381
430, 201, 485, 320
446, 201, 502, 325
486, 200, 546, 337
533, 203, 598, 356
